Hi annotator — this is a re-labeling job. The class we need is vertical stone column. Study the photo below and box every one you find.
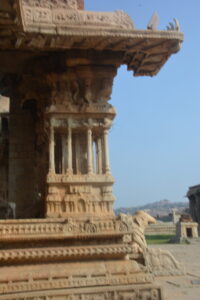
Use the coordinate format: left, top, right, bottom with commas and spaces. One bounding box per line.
62, 134, 66, 174
49, 122, 55, 173
103, 129, 111, 174
67, 126, 73, 174
97, 137, 102, 174
87, 128, 93, 174
9, 96, 38, 218
194, 224, 199, 238
196, 193, 200, 224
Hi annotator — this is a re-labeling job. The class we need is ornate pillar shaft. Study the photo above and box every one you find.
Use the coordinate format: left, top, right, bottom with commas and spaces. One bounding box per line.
49, 123, 55, 173
87, 128, 93, 174
62, 134, 66, 174
103, 129, 111, 174
97, 137, 102, 174
67, 127, 73, 174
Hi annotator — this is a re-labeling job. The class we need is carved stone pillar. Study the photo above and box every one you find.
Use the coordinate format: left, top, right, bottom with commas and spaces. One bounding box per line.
87, 128, 93, 174
103, 129, 111, 174
97, 137, 102, 174
67, 127, 73, 174
49, 123, 55, 174
62, 134, 67, 174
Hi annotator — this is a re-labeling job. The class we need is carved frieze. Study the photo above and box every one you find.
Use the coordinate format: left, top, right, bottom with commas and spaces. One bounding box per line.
47, 117, 113, 130
0, 285, 162, 300
0, 216, 143, 241
47, 102, 115, 115
0, 244, 134, 264
46, 67, 117, 107
20, 0, 134, 30
22, 0, 79, 9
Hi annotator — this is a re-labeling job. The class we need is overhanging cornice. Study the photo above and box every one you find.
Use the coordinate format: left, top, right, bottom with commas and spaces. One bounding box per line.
0, 0, 184, 77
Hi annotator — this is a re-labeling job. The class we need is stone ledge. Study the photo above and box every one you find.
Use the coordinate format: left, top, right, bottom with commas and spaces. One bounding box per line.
0, 283, 162, 300
47, 173, 115, 184
0, 218, 131, 241
0, 244, 135, 264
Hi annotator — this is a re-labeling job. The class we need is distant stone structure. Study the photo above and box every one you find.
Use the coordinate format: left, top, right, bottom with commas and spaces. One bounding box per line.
176, 213, 198, 242
145, 222, 176, 236
0, 0, 183, 299
171, 208, 182, 223
187, 184, 200, 226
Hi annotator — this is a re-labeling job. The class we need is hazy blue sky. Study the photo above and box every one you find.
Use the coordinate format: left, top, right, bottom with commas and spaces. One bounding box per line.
85, 1, 200, 208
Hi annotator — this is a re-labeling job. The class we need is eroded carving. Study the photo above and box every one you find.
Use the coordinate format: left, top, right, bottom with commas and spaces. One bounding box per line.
0, 285, 162, 300
21, 2, 134, 30
145, 248, 185, 276
118, 211, 156, 253
46, 67, 117, 108
22, 0, 79, 9
166, 18, 180, 31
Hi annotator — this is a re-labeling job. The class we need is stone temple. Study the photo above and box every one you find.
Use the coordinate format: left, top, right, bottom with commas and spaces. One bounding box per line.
187, 185, 200, 227
0, 1, 183, 299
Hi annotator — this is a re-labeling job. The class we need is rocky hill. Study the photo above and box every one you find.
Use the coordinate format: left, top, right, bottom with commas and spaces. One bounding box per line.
115, 199, 189, 217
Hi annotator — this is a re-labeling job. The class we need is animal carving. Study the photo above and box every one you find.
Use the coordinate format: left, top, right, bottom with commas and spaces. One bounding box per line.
119, 210, 156, 253
166, 18, 180, 31
131, 211, 156, 252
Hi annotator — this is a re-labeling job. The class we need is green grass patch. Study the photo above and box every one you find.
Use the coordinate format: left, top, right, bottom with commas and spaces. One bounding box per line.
145, 234, 175, 245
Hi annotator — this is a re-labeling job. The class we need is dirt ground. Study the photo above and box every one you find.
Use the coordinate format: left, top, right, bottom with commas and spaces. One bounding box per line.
150, 244, 200, 300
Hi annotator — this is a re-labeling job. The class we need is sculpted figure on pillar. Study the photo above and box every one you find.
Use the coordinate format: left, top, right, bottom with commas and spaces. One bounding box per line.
46, 66, 117, 109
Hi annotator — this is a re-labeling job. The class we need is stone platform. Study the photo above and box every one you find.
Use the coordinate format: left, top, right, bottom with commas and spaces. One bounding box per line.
0, 215, 162, 300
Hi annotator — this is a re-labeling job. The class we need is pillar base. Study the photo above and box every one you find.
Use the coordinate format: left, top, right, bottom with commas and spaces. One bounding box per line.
46, 173, 115, 218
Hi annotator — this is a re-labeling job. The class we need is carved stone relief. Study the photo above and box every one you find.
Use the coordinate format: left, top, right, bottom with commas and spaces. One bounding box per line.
145, 248, 185, 276
0, 286, 162, 300
118, 211, 156, 253
21, 1, 134, 30
22, 0, 79, 9
46, 67, 117, 108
